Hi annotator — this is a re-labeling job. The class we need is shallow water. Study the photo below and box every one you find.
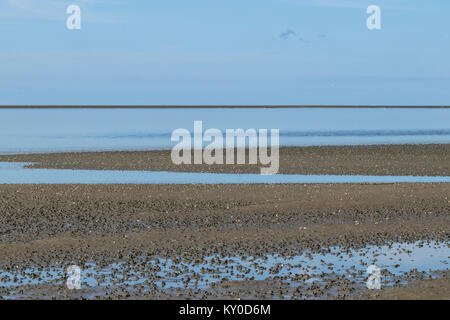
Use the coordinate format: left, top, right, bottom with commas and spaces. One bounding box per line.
1, 162, 450, 184
0, 108, 449, 154
1, 241, 448, 299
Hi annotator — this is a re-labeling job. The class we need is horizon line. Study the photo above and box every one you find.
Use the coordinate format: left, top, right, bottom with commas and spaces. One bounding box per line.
1, 105, 450, 109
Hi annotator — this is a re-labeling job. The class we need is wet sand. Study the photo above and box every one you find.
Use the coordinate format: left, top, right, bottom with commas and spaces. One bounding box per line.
0, 182, 449, 299
359, 277, 450, 300
1, 144, 450, 176
1, 144, 449, 299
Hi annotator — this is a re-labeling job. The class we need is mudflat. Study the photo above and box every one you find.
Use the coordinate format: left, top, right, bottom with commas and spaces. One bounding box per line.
0, 183, 449, 299
1, 144, 449, 176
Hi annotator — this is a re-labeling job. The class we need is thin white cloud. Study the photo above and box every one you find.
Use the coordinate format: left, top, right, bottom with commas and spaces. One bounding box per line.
3, 0, 123, 23
282, 0, 367, 9
281, 0, 416, 11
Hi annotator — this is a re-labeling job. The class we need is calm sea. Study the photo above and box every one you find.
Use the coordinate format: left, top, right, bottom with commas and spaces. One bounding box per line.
0, 108, 449, 154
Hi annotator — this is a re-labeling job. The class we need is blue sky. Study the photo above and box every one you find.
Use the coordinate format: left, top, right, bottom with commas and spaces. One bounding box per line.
0, 0, 449, 105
